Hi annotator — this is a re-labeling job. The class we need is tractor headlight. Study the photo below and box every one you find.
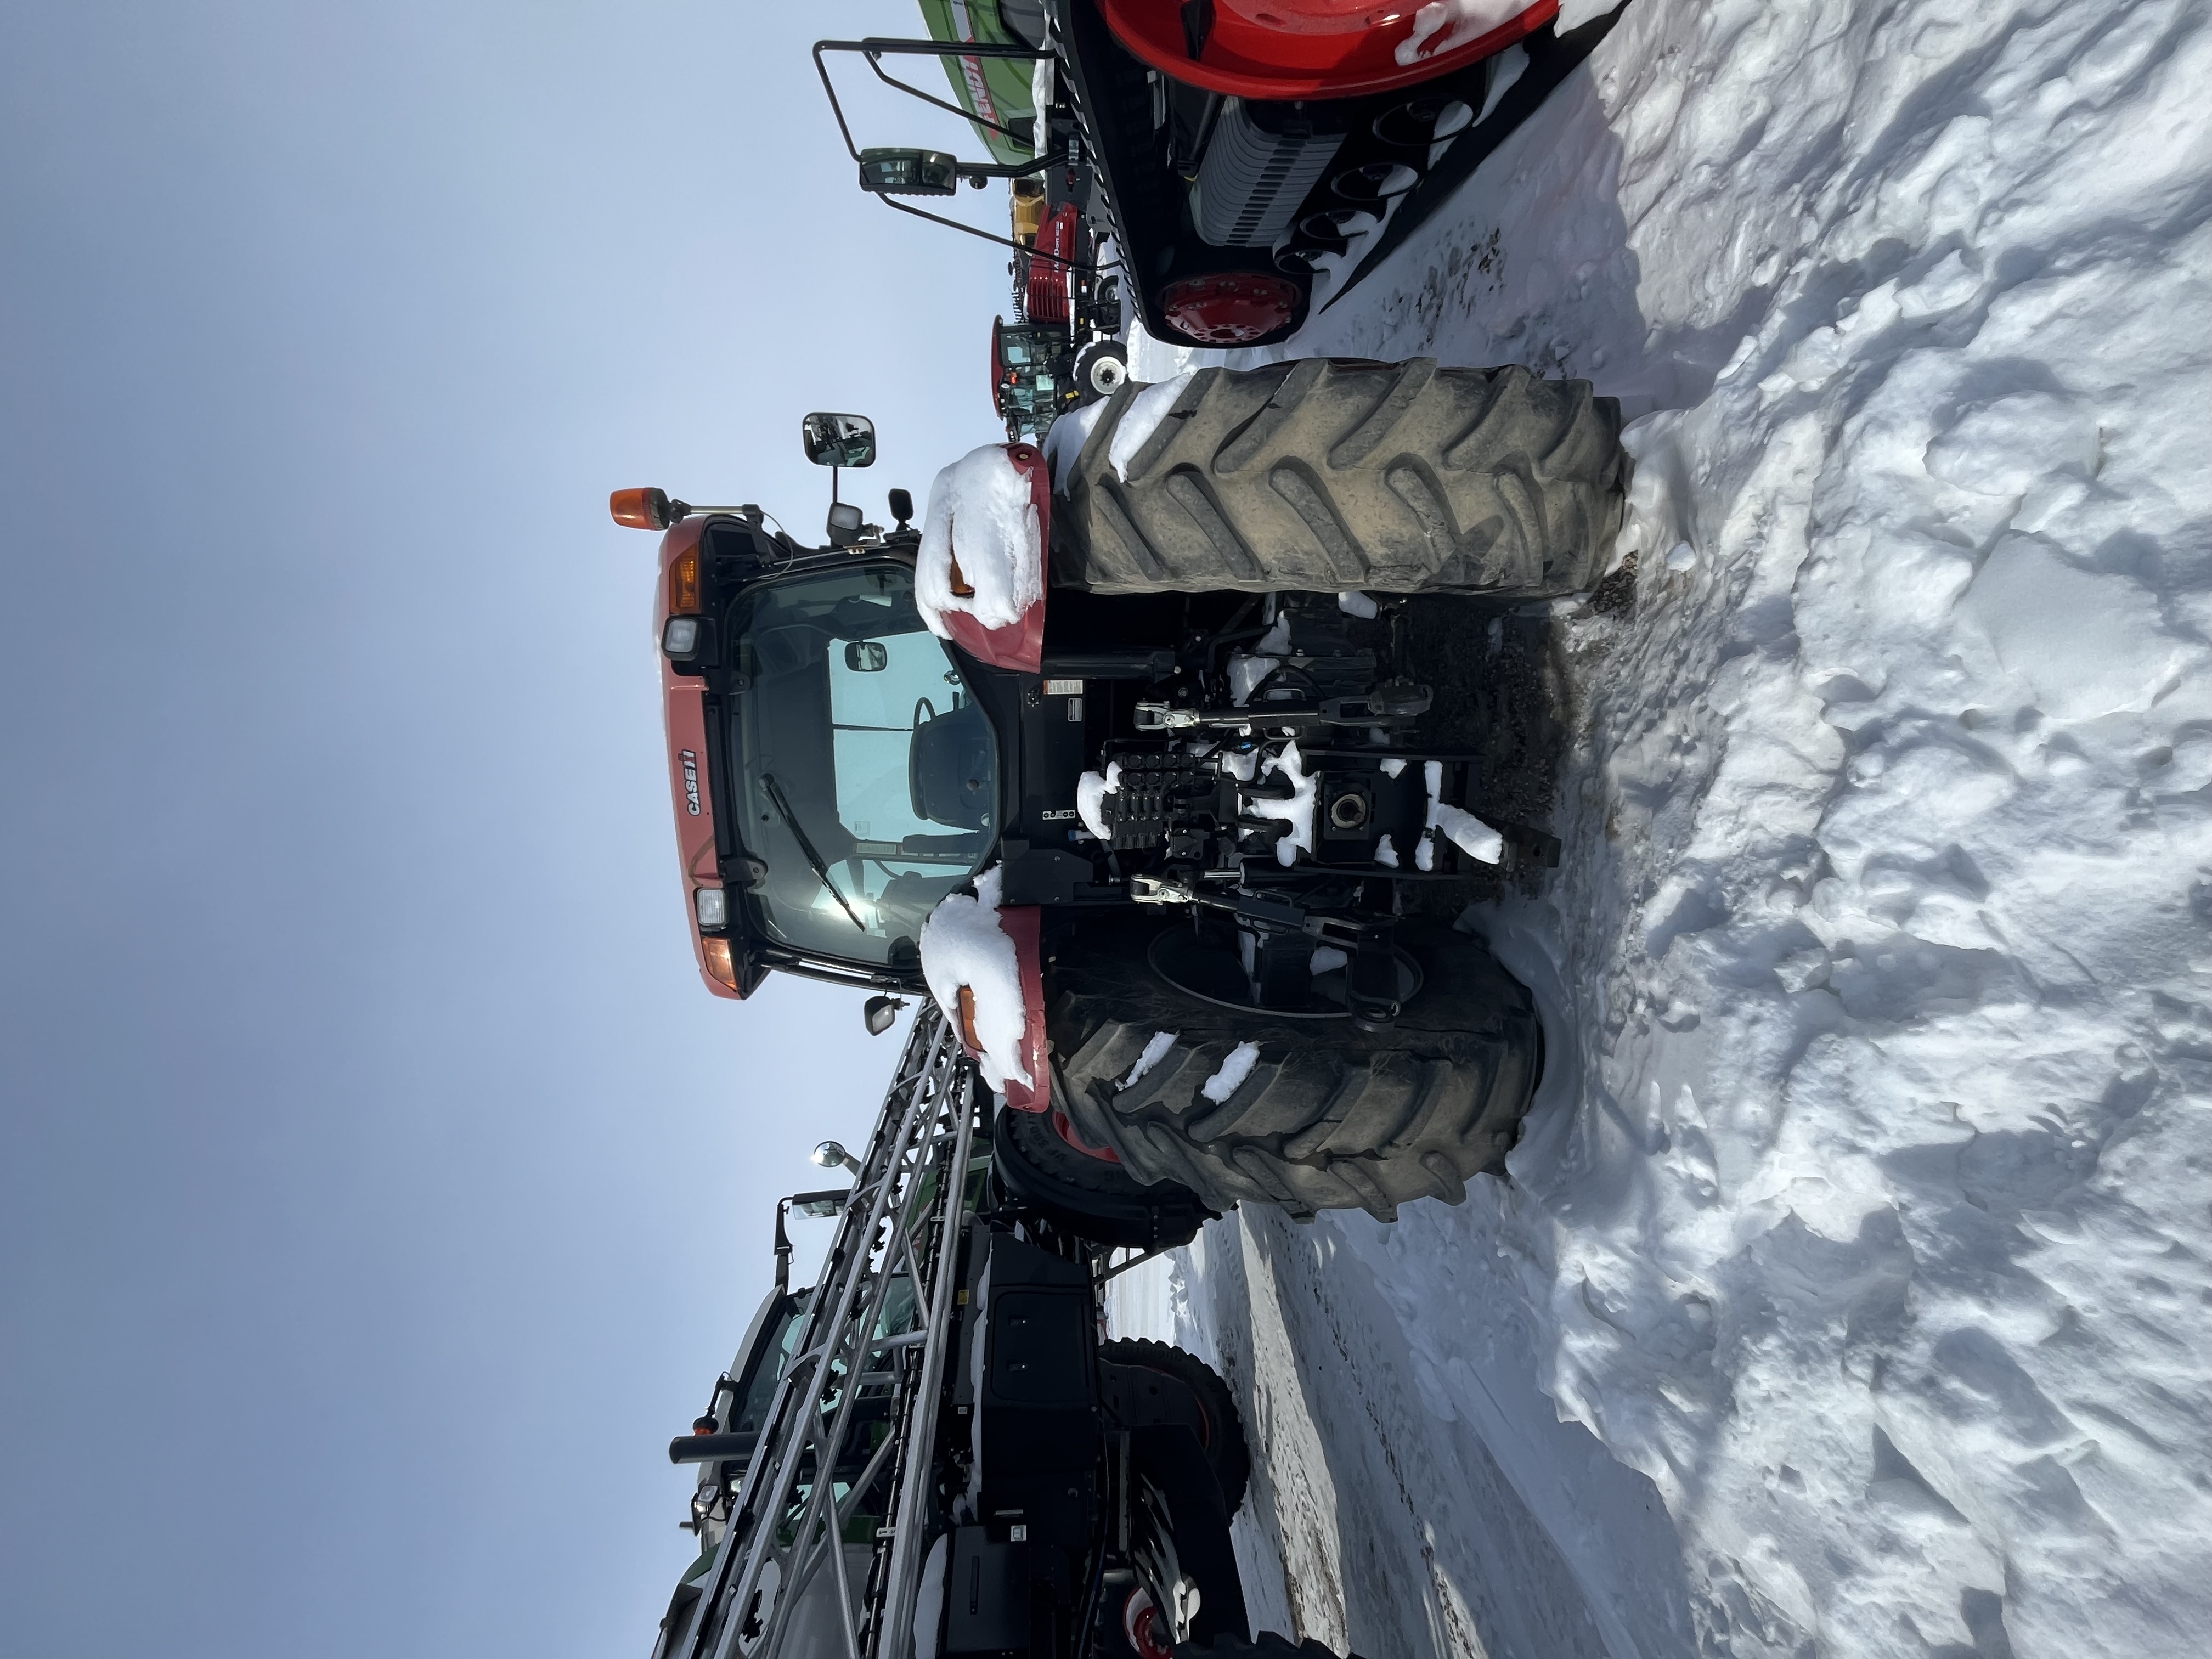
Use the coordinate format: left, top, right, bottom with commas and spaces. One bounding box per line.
693, 886, 728, 929
662, 616, 702, 658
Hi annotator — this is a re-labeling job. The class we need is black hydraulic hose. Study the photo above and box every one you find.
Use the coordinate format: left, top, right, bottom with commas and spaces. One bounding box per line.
761, 773, 869, 934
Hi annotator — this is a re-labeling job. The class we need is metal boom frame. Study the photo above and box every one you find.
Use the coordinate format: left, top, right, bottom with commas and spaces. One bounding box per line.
669, 1006, 978, 1659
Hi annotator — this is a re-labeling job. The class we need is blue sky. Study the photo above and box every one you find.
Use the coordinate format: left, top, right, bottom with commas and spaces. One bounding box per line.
0, 4, 1009, 1653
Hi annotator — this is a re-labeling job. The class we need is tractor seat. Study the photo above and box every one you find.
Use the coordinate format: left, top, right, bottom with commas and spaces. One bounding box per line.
908, 704, 994, 831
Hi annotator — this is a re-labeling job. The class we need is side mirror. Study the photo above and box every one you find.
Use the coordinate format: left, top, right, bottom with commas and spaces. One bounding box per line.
887, 488, 914, 528
858, 148, 957, 197
826, 501, 866, 546
844, 640, 889, 673
863, 994, 906, 1036
802, 412, 877, 469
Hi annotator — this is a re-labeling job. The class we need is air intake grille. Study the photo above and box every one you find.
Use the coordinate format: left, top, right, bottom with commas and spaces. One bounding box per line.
1190, 99, 1343, 249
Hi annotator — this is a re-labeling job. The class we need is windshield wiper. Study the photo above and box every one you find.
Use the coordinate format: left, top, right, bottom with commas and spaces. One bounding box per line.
760, 773, 868, 934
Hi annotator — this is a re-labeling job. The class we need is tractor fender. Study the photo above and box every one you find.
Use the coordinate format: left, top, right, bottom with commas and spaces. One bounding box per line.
933, 444, 1051, 675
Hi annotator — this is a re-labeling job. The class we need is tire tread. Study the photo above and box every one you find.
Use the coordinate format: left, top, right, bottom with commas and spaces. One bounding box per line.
1054, 359, 1623, 598
1047, 918, 1539, 1221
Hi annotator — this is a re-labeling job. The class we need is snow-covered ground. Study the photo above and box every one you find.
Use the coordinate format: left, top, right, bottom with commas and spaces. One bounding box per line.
1113, 3, 2212, 1655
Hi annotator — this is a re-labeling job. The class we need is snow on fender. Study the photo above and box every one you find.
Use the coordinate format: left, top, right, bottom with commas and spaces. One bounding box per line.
918, 865, 1050, 1111
916, 443, 1049, 674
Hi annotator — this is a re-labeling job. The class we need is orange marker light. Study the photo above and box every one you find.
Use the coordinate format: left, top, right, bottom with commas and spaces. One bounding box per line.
701, 935, 741, 991
611, 487, 673, 530
955, 985, 983, 1052
669, 550, 701, 615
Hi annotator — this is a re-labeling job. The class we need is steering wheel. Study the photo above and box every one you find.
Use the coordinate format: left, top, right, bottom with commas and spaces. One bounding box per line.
911, 697, 937, 730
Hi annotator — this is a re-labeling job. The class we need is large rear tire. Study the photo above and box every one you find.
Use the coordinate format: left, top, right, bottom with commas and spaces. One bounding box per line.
1046, 914, 1541, 1221
1051, 358, 1623, 599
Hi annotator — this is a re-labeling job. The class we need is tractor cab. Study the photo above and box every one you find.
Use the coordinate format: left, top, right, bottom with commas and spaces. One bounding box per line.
990, 315, 1070, 439
720, 560, 997, 967
612, 417, 1003, 1000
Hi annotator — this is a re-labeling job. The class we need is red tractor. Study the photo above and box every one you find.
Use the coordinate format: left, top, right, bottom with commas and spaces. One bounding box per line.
821, 3, 1626, 350
611, 349, 1624, 1234
991, 195, 1130, 442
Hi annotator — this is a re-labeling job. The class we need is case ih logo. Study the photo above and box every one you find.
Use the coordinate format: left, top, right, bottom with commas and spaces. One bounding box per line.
680, 750, 702, 817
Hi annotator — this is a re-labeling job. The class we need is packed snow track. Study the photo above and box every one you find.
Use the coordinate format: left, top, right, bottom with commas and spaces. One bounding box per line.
1112, 2, 2212, 1657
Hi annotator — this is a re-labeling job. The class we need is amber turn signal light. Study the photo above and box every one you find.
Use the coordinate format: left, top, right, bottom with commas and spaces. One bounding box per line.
669, 549, 701, 615
701, 935, 741, 991
947, 551, 975, 599
955, 985, 983, 1051
611, 487, 674, 531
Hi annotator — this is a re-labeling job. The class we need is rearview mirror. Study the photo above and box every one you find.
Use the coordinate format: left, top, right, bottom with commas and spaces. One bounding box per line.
802, 412, 876, 469
858, 148, 957, 198
844, 640, 889, 673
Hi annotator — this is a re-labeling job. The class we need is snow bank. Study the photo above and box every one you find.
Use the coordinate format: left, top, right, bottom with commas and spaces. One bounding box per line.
915, 445, 1042, 636
1170, 1, 2212, 1652
917, 866, 1032, 1093
1107, 372, 1195, 481
1245, 743, 1317, 868
1336, 591, 1379, 619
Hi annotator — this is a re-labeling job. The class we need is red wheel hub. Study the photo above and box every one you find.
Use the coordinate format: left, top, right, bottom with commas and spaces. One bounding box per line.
1121, 1590, 1175, 1659
1102, 0, 1558, 100
1159, 272, 1301, 345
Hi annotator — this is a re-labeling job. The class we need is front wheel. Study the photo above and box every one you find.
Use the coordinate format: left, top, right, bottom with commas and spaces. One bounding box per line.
1175, 1637, 1362, 1659
1075, 340, 1131, 405
1100, 1339, 1251, 1516
1046, 913, 1541, 1221
991, 1098, 1214, 1250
